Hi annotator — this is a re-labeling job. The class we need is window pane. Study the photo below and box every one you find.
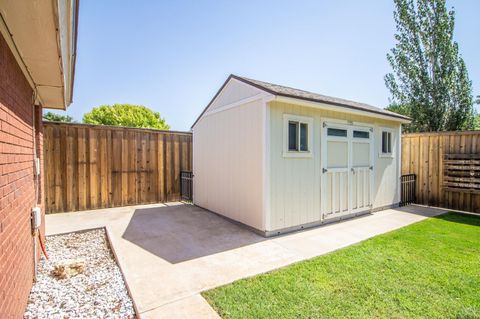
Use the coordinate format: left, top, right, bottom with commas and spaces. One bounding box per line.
382, 132, 388, 153
353, 130, 369, 138
288, 121, 298, 151
382, 131, 392, 154
300, 123, 308, 151
387, 132, 392, 153
327, 128, 347, 137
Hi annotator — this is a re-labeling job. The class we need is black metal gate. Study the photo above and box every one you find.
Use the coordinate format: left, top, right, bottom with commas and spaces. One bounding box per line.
180, 171, 193, 201
400, 174, 416, 206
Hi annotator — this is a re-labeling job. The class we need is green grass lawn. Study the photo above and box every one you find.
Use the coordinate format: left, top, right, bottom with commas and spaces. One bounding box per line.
203, 213, 480, 319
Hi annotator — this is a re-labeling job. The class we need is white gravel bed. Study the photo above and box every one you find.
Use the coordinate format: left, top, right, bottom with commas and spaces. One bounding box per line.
24, 228, 135, 319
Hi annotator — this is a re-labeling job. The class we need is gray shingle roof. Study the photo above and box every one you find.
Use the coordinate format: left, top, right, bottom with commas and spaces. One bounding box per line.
192, 74, 410, 128
232, 75, 411, 121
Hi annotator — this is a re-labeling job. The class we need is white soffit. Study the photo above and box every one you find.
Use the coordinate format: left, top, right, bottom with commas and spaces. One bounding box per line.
0, 0, 77, 110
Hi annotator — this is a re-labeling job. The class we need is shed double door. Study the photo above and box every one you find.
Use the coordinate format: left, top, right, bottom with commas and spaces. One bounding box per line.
321, 121, 373, 220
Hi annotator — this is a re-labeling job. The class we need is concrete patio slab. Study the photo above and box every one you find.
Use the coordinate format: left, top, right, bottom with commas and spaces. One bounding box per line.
46, 203, 447, 318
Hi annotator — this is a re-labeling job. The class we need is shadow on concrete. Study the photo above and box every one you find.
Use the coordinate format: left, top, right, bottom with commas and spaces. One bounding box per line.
393, 204, 448, 217
122, 204, 264, 264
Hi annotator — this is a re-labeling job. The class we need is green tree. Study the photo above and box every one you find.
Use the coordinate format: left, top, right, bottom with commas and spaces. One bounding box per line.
82, 104, 170, 130
43, 111, 74, 122
385, 0, 476, 132
474, 113, 480, 130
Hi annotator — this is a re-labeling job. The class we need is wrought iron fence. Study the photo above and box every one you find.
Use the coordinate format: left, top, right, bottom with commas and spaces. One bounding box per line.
400, 174, 416, 206
180, 171, 193, 201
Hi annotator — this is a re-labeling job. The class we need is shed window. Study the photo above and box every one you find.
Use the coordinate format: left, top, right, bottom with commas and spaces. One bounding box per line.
288, 121, 309, 151
283, 114, 313, 157
353, 130, 369, 139
327, 128, 347, 137
381, 130, 392, 155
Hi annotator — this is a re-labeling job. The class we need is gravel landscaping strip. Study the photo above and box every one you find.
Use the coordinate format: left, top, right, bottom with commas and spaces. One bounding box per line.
24, 228, 135, 319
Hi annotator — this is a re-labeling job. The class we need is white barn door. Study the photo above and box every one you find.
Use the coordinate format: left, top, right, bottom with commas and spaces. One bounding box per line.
321, 122, 373, 220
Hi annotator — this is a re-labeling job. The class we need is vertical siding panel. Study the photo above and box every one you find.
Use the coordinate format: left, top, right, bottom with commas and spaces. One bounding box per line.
435, 135, 445, 207
99, 129, 108, 208
121, 129, 129, 206
88, 128, 98, 209
77, 127, 87, 211
173, 134, 181, 201
65, 126, 75, 212
163, 134, 168, 202
140, 132, 148, 203
150, 133, 158, 202
106, 129, 113, 206
453, 134, 462, 210
112, 130, 123, 207
157, 134, 165, 202
412, 136, 420, 204
463, 134, 472, 212
52, 126, 61, 212
127, 131, 136, 205
165, 134, 173, 201
427, 136, 435, 206
447, 134, 455, 209
44, 126, 54, 212
443, 134, 450, 209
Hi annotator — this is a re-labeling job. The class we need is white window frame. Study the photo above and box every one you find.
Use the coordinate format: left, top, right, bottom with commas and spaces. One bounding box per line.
283, 114, 313, 158
379, 127, 394, 158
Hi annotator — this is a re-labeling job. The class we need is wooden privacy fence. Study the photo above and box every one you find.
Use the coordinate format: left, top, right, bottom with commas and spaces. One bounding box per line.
402, 131, 480, 213
44, 122, 192, 213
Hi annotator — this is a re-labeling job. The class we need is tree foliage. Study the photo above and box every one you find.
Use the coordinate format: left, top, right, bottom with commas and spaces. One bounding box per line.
43, 112, 74, 123
474, 114, 480, 130
385, 0, 476, 132
82, 104, 170, 130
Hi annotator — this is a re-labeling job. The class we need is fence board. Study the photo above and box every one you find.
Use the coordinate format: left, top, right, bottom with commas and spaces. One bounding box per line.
402, 131, 480, 213
43, 122, 192, 213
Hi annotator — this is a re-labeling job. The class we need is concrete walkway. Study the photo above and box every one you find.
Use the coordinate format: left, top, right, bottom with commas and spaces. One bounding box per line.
46, 203, 446, 318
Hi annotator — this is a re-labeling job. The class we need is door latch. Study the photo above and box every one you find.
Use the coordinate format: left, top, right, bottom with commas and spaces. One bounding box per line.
369, 166, 373, 170
322, 168, 328, 173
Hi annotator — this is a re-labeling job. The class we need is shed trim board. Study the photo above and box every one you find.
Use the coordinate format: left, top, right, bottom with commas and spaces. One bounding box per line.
193, 75, 409, 235
262, 97, 271, 231
203, 92, 270, 118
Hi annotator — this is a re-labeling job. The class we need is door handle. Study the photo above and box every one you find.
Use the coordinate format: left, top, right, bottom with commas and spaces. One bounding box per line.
351, 168, 355, 174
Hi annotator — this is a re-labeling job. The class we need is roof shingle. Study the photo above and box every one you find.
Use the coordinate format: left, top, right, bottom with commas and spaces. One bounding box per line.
232, 75, 411, 121
192, 74, 411, 128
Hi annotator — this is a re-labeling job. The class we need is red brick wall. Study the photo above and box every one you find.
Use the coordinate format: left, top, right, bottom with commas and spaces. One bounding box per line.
0, 32, 44, 318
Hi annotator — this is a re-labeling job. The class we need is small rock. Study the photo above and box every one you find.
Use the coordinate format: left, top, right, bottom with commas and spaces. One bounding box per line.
24, 229, 135, 319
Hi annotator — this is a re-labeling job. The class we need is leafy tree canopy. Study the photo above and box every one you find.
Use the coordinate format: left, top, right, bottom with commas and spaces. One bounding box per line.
474, 114, 480, 130
385, 0, 476, 132
43, 112, 74, 123
82, 104, 170, 130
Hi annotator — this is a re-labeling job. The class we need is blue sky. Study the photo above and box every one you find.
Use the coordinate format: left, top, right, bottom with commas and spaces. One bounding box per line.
58, 0, 479, 131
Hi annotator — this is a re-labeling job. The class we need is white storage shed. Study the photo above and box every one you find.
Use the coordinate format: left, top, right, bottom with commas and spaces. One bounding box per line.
192, 75, 411, 236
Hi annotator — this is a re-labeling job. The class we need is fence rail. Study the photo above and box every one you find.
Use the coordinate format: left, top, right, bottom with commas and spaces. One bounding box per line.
401, 130, 480, 213
400, 174, 416, 206
43, 122, 192, 213
180, 171, 193, 201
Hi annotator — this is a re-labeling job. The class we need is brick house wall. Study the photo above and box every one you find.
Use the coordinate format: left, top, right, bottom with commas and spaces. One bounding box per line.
0, 32, 45, 318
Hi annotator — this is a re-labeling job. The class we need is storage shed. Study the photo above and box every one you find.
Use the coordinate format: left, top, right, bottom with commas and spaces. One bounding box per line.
192, 75, 411, 236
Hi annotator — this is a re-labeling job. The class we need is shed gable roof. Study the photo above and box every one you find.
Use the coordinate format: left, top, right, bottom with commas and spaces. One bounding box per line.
192, 74, 411, 128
